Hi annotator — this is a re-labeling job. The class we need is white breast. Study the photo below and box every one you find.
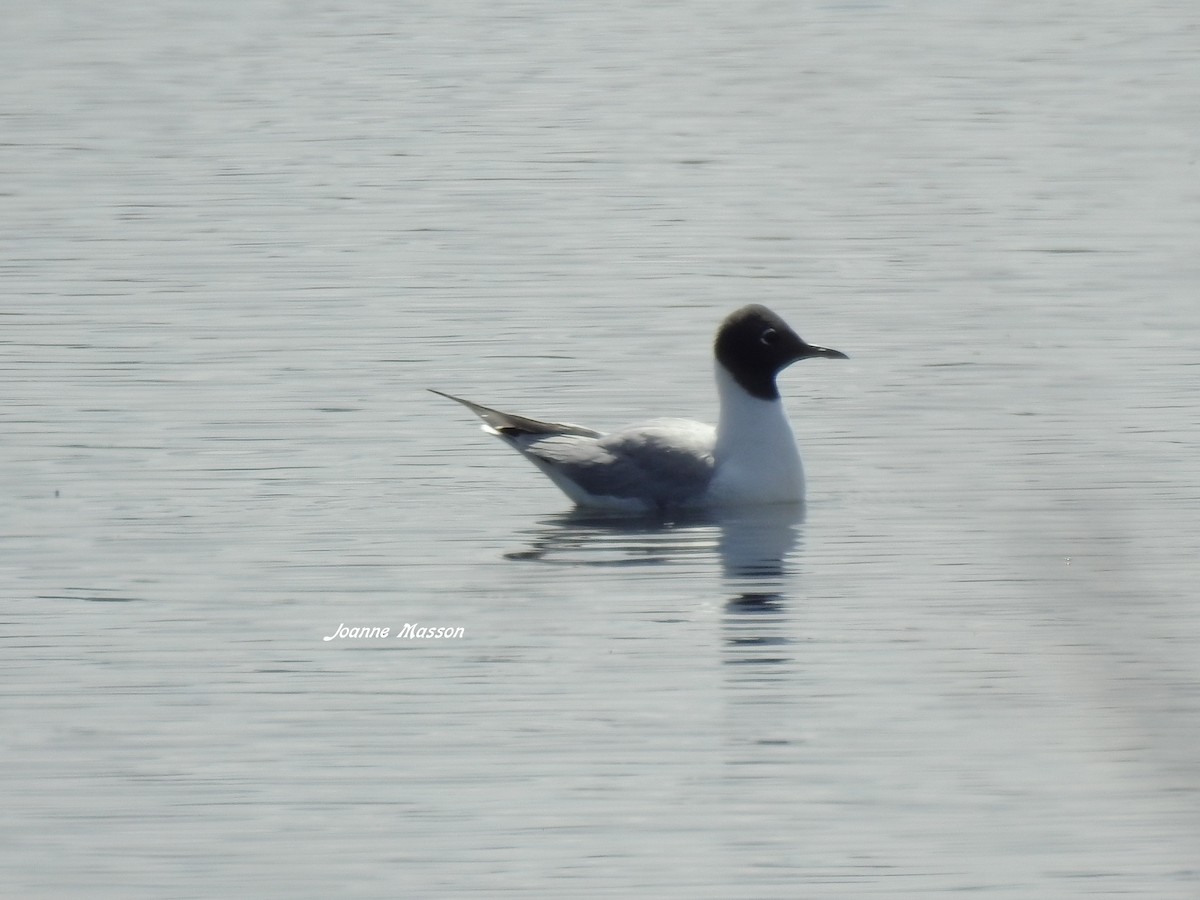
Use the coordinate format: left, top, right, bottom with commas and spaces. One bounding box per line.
705, 365, 805, 505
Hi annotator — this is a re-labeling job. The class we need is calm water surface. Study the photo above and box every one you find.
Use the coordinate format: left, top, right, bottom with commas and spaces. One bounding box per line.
4, 1, 1199, 897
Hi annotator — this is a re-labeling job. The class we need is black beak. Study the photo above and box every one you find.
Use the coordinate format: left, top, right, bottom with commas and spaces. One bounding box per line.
798, 343, 849, 361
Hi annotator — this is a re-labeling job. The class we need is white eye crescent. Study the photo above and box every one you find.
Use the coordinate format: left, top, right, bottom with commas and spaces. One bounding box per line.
760, 328, 778, 346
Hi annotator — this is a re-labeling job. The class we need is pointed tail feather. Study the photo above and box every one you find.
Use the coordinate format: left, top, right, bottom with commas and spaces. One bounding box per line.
429, 389, 602, 439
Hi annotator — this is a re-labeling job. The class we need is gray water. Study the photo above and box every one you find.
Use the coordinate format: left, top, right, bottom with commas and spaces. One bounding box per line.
4, 1, 1199, 897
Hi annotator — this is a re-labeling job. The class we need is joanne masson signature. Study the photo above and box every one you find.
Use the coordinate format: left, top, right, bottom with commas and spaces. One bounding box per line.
323, 623, 465, 641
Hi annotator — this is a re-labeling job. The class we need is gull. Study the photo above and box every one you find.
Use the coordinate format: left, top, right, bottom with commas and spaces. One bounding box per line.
432, 304, 846, 511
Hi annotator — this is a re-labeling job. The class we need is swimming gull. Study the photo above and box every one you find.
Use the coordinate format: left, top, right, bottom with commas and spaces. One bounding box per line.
431, 304, 846, 511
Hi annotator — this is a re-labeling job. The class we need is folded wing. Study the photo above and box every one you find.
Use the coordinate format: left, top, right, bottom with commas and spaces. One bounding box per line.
432, 390, 715, 509
525, 419, 715, 507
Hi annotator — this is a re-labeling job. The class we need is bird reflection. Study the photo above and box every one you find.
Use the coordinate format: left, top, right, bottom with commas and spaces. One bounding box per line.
723, 591, 793, 667
503, 507, 719, 567
726, 591, 787, 612
715, 503, 804, 580
504, 504, 806, 672
504, 503, 803, 578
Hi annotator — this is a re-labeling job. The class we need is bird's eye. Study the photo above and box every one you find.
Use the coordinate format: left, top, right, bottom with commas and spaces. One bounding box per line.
760, 328, 778, 346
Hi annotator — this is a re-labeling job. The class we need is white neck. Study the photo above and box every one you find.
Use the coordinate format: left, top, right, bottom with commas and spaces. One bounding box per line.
709, 363, 805, 504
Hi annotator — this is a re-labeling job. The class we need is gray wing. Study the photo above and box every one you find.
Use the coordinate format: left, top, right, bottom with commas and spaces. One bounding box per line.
433, 389, 715, 508
524, 418, 716, 507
